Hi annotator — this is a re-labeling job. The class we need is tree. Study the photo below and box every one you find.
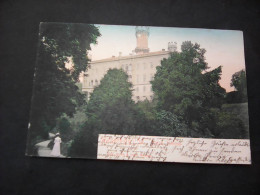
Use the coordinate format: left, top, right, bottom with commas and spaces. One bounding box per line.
26, 23, 100, 154
230, 69, 247, 102
69, 69, 147, 158
151, 41, 226, 136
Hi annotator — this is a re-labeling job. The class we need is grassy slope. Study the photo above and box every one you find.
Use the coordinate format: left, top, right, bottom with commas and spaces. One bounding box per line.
221, 102, 249, 135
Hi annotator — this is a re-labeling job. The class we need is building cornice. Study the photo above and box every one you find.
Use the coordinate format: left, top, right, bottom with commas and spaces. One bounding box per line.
90, 50, 170, 64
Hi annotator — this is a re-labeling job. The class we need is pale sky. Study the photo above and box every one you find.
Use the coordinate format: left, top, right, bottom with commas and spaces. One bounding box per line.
89, 24, 246, 92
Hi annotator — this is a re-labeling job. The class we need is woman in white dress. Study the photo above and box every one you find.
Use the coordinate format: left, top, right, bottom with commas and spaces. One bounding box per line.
51, 133, 62, 157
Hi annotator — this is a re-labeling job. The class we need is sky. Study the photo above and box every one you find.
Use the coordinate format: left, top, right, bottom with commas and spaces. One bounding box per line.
89, 24, 246, 92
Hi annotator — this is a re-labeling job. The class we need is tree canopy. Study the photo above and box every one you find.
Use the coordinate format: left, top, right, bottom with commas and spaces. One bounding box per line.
27, 23, 100, 154
230, 69, 247, 102
151, 41, 226, 135
69, 69, 147, 157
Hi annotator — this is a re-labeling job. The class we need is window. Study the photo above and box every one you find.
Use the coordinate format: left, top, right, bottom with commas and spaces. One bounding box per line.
136, 63, 139, 70
144, 63, 147, 69
143, 86, 146, 92
129, 64, 132, 71
128, 75, 132, 82
91, 80, 93, 86
95, 79, 98, 86
143, 74, 146, 82
136, 87, 139, 92
150, 85, 152, 92
137, 75, 139, 83
150, 74, 153, 81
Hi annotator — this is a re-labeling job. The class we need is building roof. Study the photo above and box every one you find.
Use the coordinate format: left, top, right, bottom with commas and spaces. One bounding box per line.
90, 50, 170, 64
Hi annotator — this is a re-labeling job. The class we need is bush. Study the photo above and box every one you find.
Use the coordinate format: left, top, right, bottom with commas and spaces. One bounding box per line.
215, 111, 247, 139
154, 110, 190, 137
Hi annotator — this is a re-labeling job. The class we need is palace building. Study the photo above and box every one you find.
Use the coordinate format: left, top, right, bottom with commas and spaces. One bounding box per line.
82, 26, 176, 102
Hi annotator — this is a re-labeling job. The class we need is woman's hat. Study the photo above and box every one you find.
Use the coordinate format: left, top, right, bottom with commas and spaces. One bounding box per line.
56, 133, 60, 136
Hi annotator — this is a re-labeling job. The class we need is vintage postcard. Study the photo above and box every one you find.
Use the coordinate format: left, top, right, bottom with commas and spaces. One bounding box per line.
26, 23, 251, 164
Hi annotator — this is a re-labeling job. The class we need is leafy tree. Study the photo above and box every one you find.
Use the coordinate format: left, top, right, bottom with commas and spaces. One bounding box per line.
230, 69, 247, 102
69, 69, 147, 158
57, 117, 73, 141
155, 110, 189, 137
27, 23, 100, 154
151, 41, 226, 136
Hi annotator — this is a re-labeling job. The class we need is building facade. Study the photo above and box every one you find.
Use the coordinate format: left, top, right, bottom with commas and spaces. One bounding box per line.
82, 27, 176, 102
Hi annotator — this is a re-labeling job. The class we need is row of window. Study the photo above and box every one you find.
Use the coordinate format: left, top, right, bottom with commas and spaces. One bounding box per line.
121, 62, 157, 71
136, 74, 154, 83
135, 85, 152, 93
136, 95, 153, 100
88, 79, 99, 87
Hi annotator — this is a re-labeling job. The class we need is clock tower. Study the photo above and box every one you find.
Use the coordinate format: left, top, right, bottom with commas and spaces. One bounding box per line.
135, 26, 150, 54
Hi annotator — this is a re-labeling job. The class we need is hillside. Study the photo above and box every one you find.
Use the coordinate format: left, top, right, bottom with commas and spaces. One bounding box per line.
221, 102, 249, 134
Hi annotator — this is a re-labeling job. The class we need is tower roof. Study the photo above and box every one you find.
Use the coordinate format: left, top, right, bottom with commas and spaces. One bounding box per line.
135, 26, 150, 37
